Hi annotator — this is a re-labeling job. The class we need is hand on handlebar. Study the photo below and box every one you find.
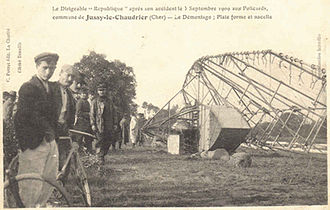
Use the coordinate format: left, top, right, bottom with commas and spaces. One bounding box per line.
72, 141, 80, 151
92, 125, 97, 133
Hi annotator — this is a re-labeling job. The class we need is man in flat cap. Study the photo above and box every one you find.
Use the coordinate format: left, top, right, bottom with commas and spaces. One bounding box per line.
3, 91, 10, 103
14, 52, 59, 207
52, 64, 76, 185
90, 83, 119, 164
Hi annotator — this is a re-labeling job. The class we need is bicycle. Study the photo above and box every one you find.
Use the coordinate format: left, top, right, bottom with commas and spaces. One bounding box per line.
4, 129, 94, 207
3, 152, 71, 207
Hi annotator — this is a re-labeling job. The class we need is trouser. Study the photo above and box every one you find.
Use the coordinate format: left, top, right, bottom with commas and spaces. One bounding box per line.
120, 128, 129, 148
130, 129, 137, 145
95, 130, 114, 159
17, 139, 58, 207
75, 134, 93, 153
56, 138, 71, 184
137, 129, 143, 145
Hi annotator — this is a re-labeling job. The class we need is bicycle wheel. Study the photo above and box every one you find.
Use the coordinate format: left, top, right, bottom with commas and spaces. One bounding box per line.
71, 153, 92, 206
3, 173, 72, 207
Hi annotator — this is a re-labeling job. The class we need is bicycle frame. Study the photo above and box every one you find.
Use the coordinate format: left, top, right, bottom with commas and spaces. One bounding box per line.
4, 153, 72, 207
57, 129, 96, 180
4, 129, 93, 207
56, 136, 76, 180
60, 129, 94, 206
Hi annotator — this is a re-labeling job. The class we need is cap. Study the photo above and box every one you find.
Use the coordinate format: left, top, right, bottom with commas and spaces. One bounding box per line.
97, 83, 107, 90
34, 52, 59, 64
73, 70, 87, 84
61, 64, 75, 74
3, 91, 10, 97
9, 91, 17, 97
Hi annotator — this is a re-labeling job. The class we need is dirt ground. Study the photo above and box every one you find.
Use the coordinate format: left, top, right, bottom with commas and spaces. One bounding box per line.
66, 144, 327, 207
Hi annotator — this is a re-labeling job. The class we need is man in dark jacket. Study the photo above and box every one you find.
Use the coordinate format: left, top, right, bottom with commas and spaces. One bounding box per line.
52, 64, 76, 184
14, 52, 59, 207
74, 87, 93, 153
90, 83, 118, 163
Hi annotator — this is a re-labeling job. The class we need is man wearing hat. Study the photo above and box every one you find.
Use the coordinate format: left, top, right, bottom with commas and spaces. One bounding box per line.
74, 87, 93, 153
90, 83, 119, 164
3, 91, 10, 103
52, 64, 76, 185
14, 52, 59, 207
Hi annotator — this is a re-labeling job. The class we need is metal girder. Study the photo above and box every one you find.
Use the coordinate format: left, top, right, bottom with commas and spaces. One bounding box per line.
142, 50, 326, 154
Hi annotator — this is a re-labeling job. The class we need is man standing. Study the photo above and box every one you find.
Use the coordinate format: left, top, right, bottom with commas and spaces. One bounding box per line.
14, 52, 59, 207
129, 113, 138, 147
52, 64, 76, 184
119, 114, 130, 149
3, 91, 16, 121
87, 90, 95, 107
137, 113, 147, 146
74, 87, 93, 153
90, 83, 118, 164
53, 64, 76, 136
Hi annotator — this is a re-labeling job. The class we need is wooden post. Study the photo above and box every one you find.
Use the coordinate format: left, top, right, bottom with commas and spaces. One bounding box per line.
168, 102, 171, 136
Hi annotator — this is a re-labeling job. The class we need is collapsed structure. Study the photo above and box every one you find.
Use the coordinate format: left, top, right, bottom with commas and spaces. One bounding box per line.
142, 50, 327, 154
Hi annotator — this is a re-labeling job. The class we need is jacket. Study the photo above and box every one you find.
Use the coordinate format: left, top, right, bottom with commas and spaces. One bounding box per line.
90, 96, 118, 134
14, 75, 58, 151
52, 81, 76, 136
74, 98, 91, 132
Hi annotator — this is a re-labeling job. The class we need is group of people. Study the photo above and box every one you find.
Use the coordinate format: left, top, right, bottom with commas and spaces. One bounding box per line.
3, 90, 18, 171
4, 52, 144, 207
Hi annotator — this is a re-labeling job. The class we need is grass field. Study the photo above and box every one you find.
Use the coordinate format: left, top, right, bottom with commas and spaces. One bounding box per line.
65, 144, 327, 207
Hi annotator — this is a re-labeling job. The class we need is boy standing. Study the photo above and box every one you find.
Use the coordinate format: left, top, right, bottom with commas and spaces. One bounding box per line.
74, 88, 93, 153
90, 83, 118, 164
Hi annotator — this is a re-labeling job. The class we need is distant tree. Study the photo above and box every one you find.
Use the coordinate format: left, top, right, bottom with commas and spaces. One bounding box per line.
73, 51, 137, 116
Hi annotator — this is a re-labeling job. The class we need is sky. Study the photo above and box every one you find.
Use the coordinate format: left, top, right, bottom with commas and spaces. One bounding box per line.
1, 0, 329, 109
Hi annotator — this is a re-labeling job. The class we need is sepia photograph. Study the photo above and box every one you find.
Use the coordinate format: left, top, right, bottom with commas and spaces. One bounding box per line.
1, 0, 328, 208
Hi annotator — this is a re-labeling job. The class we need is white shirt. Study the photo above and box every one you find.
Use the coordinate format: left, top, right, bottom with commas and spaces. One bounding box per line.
58, 85, 68, 124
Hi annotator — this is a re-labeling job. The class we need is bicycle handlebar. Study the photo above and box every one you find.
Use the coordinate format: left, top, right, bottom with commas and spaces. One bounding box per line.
68, 129, 96, 139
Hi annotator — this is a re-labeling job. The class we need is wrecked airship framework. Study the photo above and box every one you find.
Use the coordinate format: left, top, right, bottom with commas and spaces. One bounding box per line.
142, 50, 327, 154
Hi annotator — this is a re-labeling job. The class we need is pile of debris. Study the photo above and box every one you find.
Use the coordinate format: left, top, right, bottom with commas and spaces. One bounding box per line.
190, 148, 252, 168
